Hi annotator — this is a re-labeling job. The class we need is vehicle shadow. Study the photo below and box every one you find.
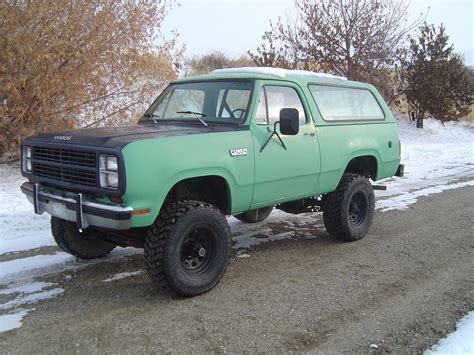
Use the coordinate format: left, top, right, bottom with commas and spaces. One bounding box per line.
18, 216, 336, 318
96, 221, 332, 297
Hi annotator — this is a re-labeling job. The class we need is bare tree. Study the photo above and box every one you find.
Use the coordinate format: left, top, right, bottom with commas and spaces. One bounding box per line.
187, 52, 232, 75
249, 0, 425, 102
186, 52, 255, 76
0, 0, 183, 157
248, 17, 302, 69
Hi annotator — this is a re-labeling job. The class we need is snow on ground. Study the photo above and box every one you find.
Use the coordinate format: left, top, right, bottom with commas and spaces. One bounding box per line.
103, 270, 144, 282
0, 117, 473, 335
377, 118, 473, 198
0, 165, 53, 254
377, 180, 474, 212
0, 309, 29, 333
0, 248, 142, 284
425, 311, 474, 355
0, 248, 142, 331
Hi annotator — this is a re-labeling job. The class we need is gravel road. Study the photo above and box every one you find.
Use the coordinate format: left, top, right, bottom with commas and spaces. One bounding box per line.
1, 185, 473, 353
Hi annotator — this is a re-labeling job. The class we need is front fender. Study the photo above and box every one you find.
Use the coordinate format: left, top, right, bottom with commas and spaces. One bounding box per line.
149, 167, 251, 223
120, 131, 254, 228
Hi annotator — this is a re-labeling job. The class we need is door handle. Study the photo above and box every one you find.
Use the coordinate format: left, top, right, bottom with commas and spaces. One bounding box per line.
304, 132, 315, 136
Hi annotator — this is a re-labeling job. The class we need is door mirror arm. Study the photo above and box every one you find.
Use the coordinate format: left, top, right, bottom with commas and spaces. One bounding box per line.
260, 121, 287, 153
259, 108, 299, 153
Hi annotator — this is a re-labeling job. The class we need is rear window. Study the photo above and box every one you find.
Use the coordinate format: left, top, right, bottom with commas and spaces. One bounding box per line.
309, 85, 384, 121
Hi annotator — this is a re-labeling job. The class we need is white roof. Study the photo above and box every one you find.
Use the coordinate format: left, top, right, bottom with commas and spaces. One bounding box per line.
211, 67, 347, 80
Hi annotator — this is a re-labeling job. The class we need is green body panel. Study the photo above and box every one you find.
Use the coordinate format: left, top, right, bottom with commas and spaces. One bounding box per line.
119, 72, 401, 228
313, 122, 400, 194
249, 80, 321, 208
121, 131, 255, 227
304, 83, 401, 194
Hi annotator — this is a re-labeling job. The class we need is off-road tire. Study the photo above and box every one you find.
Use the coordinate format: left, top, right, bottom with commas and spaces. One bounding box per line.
234, 206, 273, 223
144, 200, 231, 297
51, 217, 116, 259
322, 174, 375, 242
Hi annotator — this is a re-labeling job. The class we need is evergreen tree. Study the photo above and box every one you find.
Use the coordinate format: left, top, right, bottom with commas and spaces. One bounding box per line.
404, 23, 473, 128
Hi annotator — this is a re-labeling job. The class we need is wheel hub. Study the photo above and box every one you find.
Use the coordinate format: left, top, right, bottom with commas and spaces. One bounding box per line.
180, 227, 215, 272
348, 192, 368, 226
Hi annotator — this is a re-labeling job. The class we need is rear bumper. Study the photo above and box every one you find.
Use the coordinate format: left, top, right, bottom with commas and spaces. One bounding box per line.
21, 182, 133, 230
396, 164, 404, 177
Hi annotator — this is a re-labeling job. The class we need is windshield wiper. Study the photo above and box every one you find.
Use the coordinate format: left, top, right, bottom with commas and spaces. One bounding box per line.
177, 110, 206, 117
176, 111, 209, 127
142, 112, 160, 125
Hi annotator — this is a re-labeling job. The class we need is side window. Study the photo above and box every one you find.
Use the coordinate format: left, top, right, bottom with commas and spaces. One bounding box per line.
309, 85, 384, 121
255, 86, 306, 125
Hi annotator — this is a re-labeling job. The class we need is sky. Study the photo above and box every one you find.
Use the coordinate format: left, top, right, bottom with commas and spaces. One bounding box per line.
162, 0, 474, 66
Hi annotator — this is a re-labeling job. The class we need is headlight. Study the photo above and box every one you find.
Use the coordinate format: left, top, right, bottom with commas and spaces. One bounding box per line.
22, 146, 32, 173
99, 154, 119, 190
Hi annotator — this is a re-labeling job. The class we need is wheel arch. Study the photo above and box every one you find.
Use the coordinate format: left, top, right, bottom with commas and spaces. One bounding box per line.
343, 154, 379, 180
162, 175, 232, 215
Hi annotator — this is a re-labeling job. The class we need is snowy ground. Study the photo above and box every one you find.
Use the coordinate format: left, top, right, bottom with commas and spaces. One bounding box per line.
0, 118, 473, 347
425, 311, 474, 355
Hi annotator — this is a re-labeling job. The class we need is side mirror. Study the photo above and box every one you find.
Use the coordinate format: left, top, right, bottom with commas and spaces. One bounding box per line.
279, 108, 299, 135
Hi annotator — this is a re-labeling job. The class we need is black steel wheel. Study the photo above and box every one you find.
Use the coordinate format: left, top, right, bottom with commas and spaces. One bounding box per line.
322, 174, 375, 242
180, 226, 217, 273
348, 191, 369, 227
144, 200, 231, 297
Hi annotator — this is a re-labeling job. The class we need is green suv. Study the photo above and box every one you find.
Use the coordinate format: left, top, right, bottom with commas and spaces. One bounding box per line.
21, 67, 404, 296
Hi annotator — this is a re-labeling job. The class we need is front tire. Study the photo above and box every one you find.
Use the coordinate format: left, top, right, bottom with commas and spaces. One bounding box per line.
234, 205, 273, 223
322, 174, 375, 242
144, 200, 231, 297
51, 217, 116, 259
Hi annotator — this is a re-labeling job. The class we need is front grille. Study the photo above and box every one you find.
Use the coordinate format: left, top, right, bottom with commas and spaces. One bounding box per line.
34, 163, 97, 187
31, 146, 98, 188
33, 147, 96, 167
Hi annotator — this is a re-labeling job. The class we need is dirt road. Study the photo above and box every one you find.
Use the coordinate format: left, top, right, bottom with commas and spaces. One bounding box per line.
1, 185, 473, 353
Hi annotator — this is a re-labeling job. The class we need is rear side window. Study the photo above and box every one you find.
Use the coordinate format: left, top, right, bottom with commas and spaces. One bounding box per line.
309, 85, 384, 121
255, 86, 306, 125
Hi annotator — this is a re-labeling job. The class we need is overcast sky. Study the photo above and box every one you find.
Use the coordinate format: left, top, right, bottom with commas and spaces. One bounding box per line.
162, 0, 473, 66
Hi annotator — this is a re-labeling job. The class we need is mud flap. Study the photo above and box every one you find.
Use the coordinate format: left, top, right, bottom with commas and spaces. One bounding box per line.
396, 164, 404, 177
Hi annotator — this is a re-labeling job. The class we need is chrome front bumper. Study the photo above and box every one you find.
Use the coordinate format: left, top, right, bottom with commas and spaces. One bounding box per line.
21, 182, 133, 230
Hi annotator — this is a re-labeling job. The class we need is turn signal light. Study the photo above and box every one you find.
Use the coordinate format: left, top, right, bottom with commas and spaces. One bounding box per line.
133, 209, 150, 216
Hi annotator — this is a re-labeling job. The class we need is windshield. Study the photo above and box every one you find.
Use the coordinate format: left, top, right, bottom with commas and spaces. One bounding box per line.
141, 80, 253, 124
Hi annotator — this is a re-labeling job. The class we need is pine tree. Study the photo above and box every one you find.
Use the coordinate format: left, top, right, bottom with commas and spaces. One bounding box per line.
403, 23, 473, 128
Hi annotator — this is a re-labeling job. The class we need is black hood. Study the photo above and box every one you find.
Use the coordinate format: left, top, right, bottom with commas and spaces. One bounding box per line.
25, 121, 244, 149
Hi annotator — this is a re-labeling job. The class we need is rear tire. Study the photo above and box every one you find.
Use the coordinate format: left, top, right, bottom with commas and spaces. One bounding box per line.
144, 200, 231, 297
322, 174, 375, 242
51, 217, 116, 259
234, 205, 273, 223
